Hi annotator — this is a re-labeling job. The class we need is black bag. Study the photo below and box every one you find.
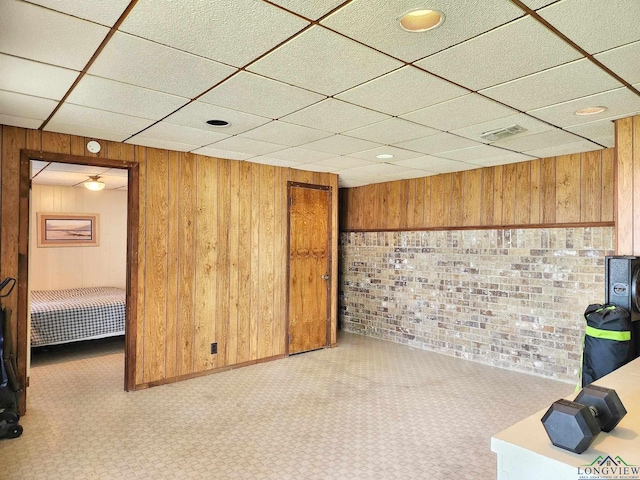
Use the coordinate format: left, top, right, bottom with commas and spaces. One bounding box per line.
582, 304, 634, 387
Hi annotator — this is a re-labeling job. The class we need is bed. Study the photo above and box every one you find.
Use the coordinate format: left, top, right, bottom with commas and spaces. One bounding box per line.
30, 287, 126, 347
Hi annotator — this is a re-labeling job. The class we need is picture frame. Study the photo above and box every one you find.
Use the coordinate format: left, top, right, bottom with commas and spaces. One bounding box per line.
37, 213, 99, 247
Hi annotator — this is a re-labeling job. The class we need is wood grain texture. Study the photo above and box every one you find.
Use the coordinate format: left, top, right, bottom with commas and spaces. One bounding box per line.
1, 125, 338, 396
341, 150, 616, 231
616, 118, 634, 253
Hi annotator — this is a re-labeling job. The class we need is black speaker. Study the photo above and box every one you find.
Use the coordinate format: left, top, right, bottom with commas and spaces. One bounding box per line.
605, 256, 640, 322
605, 256, 640, 358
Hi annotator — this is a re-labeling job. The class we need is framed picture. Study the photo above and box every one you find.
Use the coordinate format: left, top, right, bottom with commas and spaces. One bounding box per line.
37, 213, 99, 247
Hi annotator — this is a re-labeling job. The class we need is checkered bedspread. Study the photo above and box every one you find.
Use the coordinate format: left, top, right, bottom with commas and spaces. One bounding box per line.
30, 287, 125, 347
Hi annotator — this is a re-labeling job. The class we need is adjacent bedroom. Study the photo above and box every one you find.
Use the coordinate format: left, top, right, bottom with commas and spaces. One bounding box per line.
28, 160, 128, 379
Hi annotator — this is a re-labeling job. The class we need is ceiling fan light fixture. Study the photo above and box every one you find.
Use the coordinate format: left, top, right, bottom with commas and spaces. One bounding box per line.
398, 9, 444, 32
84, 175, 105, 191
575, 106, 607, 116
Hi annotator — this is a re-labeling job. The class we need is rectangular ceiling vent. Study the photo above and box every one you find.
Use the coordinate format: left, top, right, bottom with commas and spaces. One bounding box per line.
480, 124, 527, 142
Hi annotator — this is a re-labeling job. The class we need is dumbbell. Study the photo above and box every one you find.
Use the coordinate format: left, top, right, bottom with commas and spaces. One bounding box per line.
541, 385, 627, 454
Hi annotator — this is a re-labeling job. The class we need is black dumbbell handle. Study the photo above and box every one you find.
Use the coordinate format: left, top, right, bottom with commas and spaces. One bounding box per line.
588, 406, 599, 418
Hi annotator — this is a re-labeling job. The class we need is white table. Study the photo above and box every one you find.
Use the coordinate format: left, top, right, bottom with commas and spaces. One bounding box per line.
491, 358, 640, 479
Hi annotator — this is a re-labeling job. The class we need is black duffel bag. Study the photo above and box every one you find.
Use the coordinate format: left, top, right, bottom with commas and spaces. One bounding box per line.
582, 304, 634, 387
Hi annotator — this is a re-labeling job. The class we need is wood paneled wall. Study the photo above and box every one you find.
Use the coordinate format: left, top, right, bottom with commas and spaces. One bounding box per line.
615, 115, 640, 254
0, 126, 338, 389
340, 149, 615, 231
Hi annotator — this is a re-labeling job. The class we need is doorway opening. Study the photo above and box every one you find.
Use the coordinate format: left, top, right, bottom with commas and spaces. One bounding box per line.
16, 149, 139, 414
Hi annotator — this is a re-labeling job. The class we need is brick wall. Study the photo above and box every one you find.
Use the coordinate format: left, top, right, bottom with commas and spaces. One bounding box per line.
339, 227, 615, 382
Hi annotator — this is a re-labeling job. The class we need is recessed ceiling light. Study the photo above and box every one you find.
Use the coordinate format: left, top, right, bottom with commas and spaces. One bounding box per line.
575, 106, 607, 116
376, 153, 394, 159
206, 119, 230, 127
398, 9, 444, 32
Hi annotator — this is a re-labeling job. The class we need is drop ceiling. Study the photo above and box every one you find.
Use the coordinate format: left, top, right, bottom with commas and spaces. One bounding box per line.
2, 0, 640, 188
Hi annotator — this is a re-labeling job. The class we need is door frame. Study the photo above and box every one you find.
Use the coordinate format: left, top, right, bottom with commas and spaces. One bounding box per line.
17, 149, 139, 413
286, 181, 332, 355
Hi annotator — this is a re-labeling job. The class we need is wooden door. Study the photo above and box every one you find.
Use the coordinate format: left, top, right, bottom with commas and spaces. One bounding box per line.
288, 184, 331, 354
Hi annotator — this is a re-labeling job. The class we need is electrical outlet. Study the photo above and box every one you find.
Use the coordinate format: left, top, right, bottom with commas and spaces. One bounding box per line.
210, 343, 217, 355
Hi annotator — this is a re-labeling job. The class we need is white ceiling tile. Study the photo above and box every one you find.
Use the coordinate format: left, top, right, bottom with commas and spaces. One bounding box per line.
0, 113, 45, 130
0, 90, 58, 120
539, 0, 640, 54
524, 139, 603, 158
103, 168, 129, 178
163, 101, 270, 135
48, 103, 155, 137
392, 156, 474, 174
239, 121, 333, 146
338, 178, 370, 188
436, 145, 519, 162
67, 75, 188, 120
462, 151, 536, 167
190, 146, 254, 161
491, 128, 583, 151
349, 146, 423, 162
565, 119, 615, 147
394, 132, 481, 155
281, 98, 389, 133
210, 137, 286, 156
267, 0, 345, 20
248, 26, 403, 96
247, 156, 301, 168
125, 137, 201, 152
314, 157, 377, 169
296, 163, 343, 173
450, 113, 554, 144
45, 163, 110, 174
120, 0, 309, 67
199, 71, 325, 119
480, 59, 623, 111
384, 169, 434, 181
43, 123, 130, 142
0, 54, 79, 100
527, 88, 640, 127
595, 41, 640, 86
416, 16, 581, 91
89, 32, 237, 98
335, 66, 468, 116
32, 170, 96, 186
321, 0, 523, 62
400, 94, 516, 132
265, 147, 335, 164
25, 0, 131, 26
520, 0, 557, 9
0, 0, 109, 70
347, 163, 415, 176
132, 122, 230, 147
344, 118, 440, 145
299, 134, 382, 155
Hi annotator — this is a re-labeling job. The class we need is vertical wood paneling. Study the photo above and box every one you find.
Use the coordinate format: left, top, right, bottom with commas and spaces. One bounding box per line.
431, 174, 446, 227
135, 146, 146, 385
398, 180, 409, 229
581, 150, 602, 223
42, 131, 71, 154
236, 162, 252, 364
177, 153, 196, 377
250, 164, 260, 360
143, 148, 169, 383
493, 166, 503, 225
273, 167, 285, 353
616, 118, 634, 253
601, 149, 615, 223
367, 184, 379, 229
194, 155, 218, 371
530, 160, 541, 224
450, 172, 463, 227
515, 162, 531, 225
165, 151, 180, 379
258, 164, 275, 358
216, 159, 231, 366
423, 177, 432, 227
227, 161, 240, 366
501, 164, 517, 225
408, 178, 425, 228
442, 173, 453, 226
481, 169, 494, 226
633, 118, 640, 254
541, 157, 556, 224
330, 174, 338, 346
556, 154, 581, 223
462, 170, 481, 227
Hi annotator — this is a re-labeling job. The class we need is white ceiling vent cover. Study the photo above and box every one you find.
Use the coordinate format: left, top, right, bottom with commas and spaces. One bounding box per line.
480, 124, 527, 142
